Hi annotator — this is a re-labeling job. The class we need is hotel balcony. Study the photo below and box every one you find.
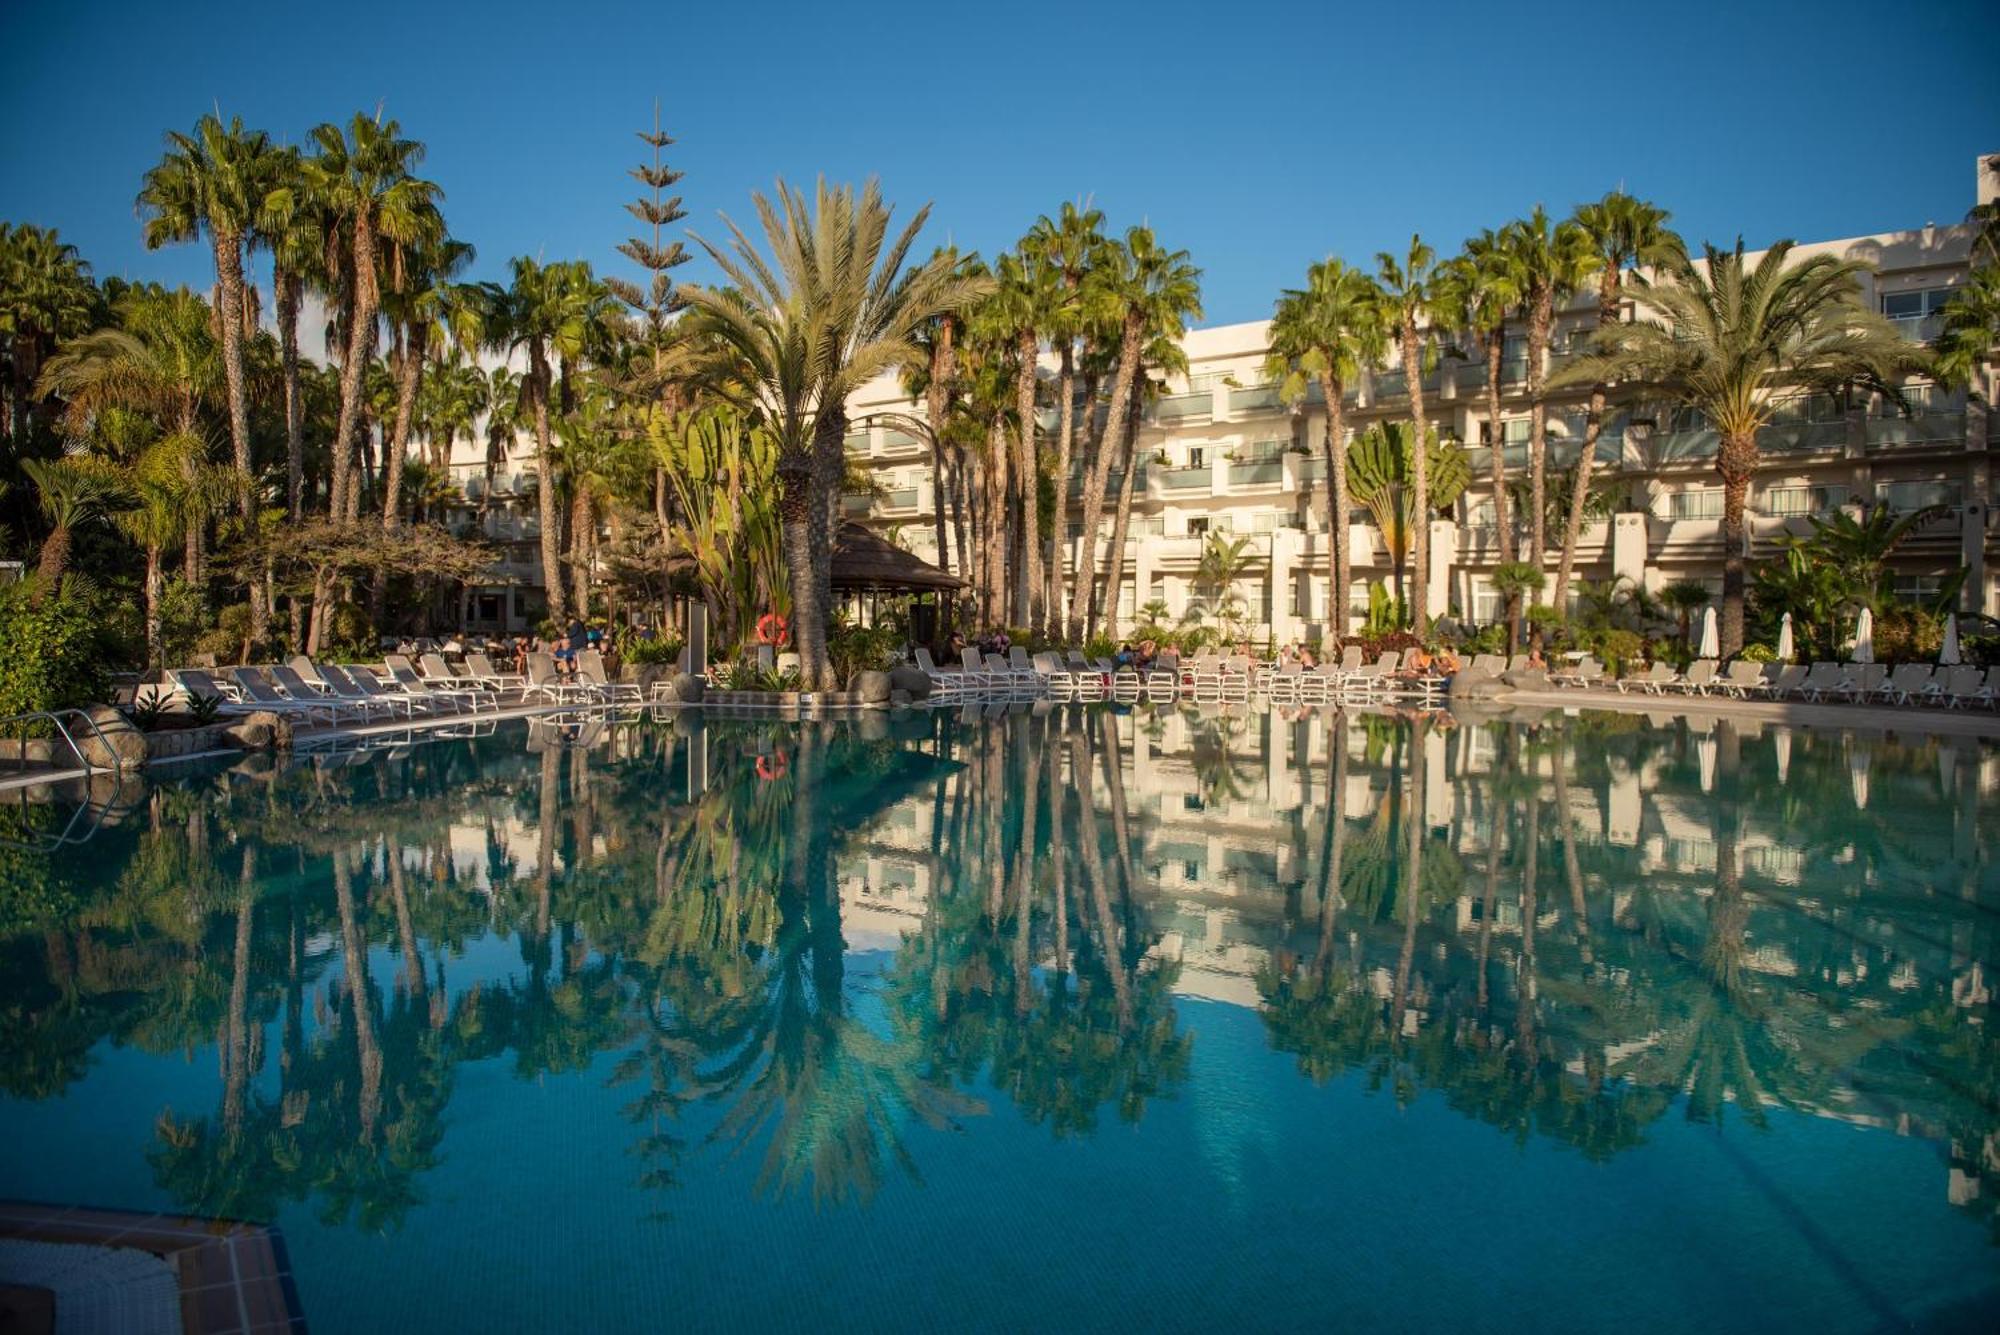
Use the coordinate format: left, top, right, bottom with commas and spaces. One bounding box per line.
1153, 390, 1213, 424
1227, 459, 1284, 490
1866, 411, 1965, 451
1227, 382, 1285, 415
1158, 465, 1213, 494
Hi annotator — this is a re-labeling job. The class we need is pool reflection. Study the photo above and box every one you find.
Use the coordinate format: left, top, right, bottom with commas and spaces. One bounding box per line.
2, 703, 1996, 1241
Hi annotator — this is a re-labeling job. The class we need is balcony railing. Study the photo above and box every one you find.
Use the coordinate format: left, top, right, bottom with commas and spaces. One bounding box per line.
1759, 420, 1847, 454
1888, 314, 1943, 343
1865, 412, 1964, 450
1153, 392, 1212, 422
881, 487, 920, 511
1229, 383, 1284, 413
1159, 467, 1212, 492
881, 429, 924, 453
1296, 456, 1326, 483
1762, 485, 1848, 518
1880, 481, 1963, 513
840, 493, 874, 517
1653, 428, 1720, 462
1228, 460, 1284, 487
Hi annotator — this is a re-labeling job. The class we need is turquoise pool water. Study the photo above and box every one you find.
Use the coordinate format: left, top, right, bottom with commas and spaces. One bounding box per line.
2, 705, 1997, 1331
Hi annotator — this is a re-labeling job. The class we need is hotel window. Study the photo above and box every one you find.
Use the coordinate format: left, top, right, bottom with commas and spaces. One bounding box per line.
1892, 574, 1945, 604
1187, 446, 1206, 469
1187, 517, 1211, 537
1881, 287, 1953, 338
1661, 489, 1724, 521
1880, 480, 1962, 513
1763, 484, 1847, 518
1249, 511, 1278, 533
1471, 581, 1505, 623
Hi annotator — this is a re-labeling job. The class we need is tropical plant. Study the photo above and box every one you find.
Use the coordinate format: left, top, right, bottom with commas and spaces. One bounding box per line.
1657, 578, 1711, 644
684, 179, 986, 688
1557, 241, 1922, 653
1193, 532, 1257, 644
1552, 193, 1681, 607
0, 222, 97, 447
1375, 236, 1442, 632
1347, 422, 1470, 621
1500, 207, 1593, 570
1436, 232, 1522, 573
21, 456, 128, 595
1488, 561, 1545, 654
1267, 258, 1385, 636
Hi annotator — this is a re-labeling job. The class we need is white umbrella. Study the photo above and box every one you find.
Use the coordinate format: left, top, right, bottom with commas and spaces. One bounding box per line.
1697, 606, 1719, 660
1852, 607, 1875, 664
1776, 612, 1794, 663
1941, 614, 1961, 667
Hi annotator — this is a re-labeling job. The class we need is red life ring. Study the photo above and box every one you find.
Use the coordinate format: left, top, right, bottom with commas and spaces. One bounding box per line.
756, 751, 788, 782
756, 612, 790, 647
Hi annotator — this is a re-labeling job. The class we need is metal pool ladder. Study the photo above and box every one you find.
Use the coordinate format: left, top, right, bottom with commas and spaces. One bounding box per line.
0, 709, 131, 852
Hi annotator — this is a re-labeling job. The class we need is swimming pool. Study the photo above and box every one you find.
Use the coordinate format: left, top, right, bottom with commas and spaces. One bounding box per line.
2, 706, 1996, 1331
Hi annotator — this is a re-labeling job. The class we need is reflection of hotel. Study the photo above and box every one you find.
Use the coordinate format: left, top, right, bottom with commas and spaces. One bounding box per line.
842, 155, 2000, 633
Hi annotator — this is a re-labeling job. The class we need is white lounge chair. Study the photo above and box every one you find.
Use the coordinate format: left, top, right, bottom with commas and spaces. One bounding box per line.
228, 666, 351, 725
463, 651, 527, 692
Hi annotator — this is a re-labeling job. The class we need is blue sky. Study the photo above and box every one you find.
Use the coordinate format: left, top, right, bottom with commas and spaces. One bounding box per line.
3, 0, 1997, 327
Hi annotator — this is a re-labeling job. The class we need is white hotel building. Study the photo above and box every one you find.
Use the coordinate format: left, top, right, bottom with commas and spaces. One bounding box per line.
837, 157, 2000, 641
438, 157, 1998, 638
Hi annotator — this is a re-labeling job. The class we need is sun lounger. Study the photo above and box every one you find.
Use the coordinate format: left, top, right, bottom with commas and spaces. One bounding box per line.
1549, 657, 1604, 688
316, 663, 427, 717
1833, 663, 1887, 703
1032, 651, 1076, 700
169, 667, 251, 708
1797, 662, 1845, 702
1145, 652, 1180, 703
914, 647, 964, 700
1878, 663, 1933, 705
1762, 664, 1807, 699
1932, 664, 1984, 709
271, 663, 399, 721
958, 647, 996, 694
386, 654, 494, 711
577, 650, 640, 704
1716, 660, 1767, 698
463, 652, 528, 691
1665, 659, 1719, 695
228, 666, 351, 725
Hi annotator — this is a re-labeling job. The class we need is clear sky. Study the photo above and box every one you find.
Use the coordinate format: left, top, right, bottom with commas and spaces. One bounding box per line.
4, 0, 1997, 329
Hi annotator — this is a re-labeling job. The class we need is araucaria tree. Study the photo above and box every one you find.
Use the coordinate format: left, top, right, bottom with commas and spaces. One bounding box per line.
1562, 242, 1919, 653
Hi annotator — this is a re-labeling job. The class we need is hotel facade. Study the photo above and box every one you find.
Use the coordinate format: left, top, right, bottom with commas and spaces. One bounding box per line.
441, 157, 1999, 639
838, 156, 2000, 642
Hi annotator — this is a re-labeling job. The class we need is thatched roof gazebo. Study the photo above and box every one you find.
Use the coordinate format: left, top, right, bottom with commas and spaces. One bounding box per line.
831, 521, 965, 593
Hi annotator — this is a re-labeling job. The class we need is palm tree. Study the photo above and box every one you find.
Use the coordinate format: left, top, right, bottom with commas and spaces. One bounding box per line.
1079, 226, 1201, 640
1932, 266, 1999, 395
255, 146, 330, 521
1561, 242, 1919, 652
116, 436, 229, 665
684, 179, 985, 687
1347, 422, 1472, 619
1266, 258, 1386, 640
1029, 203, 1112, 636
378, 238, 474, 529
1375, 236, 1441, 633
0, 222, 97, 446
479, 257, 581, 622
1500, 207, 1593, 572
22, 456, 127, 597
35, 284, 226, 587
137, 115, 275, 561
1488, 561, 1546, 655
1194, 531, 1257, 644
1099, 328, 1186, 638
981, 249, 1046, 630
1437, 232, 1524, 630
1552, 194, 1682, 609
1658, 577, 1710, 645
303, 112, 441, 524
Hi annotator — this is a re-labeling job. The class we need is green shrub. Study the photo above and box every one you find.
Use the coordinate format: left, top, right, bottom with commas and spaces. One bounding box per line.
1577, 628, 1647, 676
623, 635, 684, 667
1738, 643, 1777, 663
827, 623, 900, 687
157, 577, 209, 667
0, 582, 115, 718
1459, 623, 1508, 657
195, 603, 255, 662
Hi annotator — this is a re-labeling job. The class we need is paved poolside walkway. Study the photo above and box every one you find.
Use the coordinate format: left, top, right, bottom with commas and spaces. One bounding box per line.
1502, 685, 2000, 739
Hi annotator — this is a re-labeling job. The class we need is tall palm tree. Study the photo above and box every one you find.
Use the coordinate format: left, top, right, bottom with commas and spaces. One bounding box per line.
481, 365, 522, 520
255, 146, 330, 521
378, 238, 473, 530
479, 257, 578, 622
1551, 194, 1682, 609
0, 222, 97, 446
1266, 258, 1385, 640
1561, 242, 1919, 652
22, 456, 127, 597
1099, 327, 1186, 637
1079, 226, 1201, 640
980, 249, 1046, 630
137, 115, 275, 557
1438, 232, 1527, 642
1375, 236, 1440, 633
116, 435, 229, 665
303, 112, 441, 524
684, 178, 986, 686
1029, 202, 1112, 636
1501, 207, 1593, 572
1932, 266, 1999, 395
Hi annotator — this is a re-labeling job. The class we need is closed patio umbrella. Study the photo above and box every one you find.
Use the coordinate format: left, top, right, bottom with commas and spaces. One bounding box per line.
1941, 614, 1961, 666
1776, 612, 1794, 663
1697, 606, 1718, 660
1853, 607, 1875, 664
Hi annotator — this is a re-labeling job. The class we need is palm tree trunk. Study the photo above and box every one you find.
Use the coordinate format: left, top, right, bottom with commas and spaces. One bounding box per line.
1098, 397, 1145, 638
1047, 343, 1075, 637
214, 229, 267, 646
568, 482, 593, 618
529, 344, 566, 624
277, 268, 305, 521
806, 407, 847, 689
1553, 273, 1619, 611
330, 217, 379, 523
1483, 327, 1523, 644
1402, 331, 1431, 634
1013, 331, 1042, 631
35, 524, 71, 595
926, 323, 955, 575
1078, 312, 1145, 641
380, 323, 425, 528
1321, 372, 1351, 640
144, 543, 163, 667
1718, 429, 1754, 656
1525, 292, 1553, 569
331, 848, 383, 1144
